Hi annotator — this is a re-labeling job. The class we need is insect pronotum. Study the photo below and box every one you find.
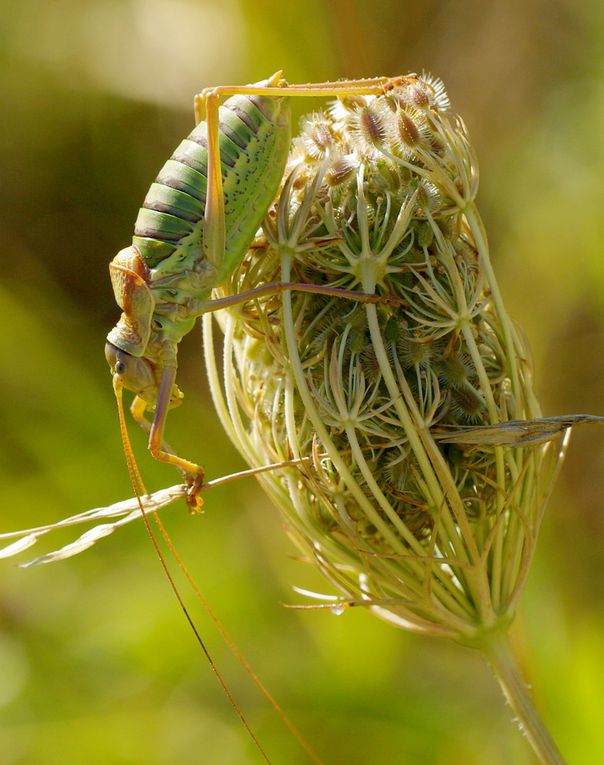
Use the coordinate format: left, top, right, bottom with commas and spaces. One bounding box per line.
105, 72, 412, 508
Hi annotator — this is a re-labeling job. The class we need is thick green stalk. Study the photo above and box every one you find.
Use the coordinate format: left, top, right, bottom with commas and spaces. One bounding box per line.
479, 631, 567, 765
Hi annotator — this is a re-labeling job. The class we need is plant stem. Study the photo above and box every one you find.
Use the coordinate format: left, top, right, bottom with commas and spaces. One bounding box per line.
479, 631, 567, 764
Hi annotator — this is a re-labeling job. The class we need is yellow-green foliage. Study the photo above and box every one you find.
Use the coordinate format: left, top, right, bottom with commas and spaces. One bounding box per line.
1, 2, 604, 763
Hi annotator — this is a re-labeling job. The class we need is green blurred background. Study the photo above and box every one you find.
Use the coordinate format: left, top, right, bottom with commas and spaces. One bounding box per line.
1, 1, 603, 763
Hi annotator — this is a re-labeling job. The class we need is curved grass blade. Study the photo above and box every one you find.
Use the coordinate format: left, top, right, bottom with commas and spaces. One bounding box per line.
433, 414, 604, 446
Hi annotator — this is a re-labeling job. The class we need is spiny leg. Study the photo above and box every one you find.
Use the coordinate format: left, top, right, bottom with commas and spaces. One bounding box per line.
193, 72, 395, 123
201, 282, 407, 313
146, 367, 205, 512
130, 395, 176, 456
196, 72, 412, 284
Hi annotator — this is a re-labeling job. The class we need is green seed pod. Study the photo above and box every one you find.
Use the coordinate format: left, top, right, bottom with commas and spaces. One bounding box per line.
206, 73, 559, 645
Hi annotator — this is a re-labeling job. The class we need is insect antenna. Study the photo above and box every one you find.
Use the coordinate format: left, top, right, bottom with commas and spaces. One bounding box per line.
154, 508, 325, 765
111, 377, 275, 765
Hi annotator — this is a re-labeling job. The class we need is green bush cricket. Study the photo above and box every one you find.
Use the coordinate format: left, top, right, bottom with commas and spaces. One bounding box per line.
105, 72, 413, 507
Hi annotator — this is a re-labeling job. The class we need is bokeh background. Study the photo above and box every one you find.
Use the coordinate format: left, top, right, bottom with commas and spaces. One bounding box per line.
1, 1, 603, 763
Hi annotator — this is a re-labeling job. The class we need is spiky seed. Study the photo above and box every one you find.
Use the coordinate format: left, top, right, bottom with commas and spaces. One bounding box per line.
397, 110, 421, 146
451, 384, 485, 422
438, 353, 470, 389
302, 114, 335, 158
419, 73, 451, 112
362, 105, 387, 145
405, 83, 431, 109
398, 337, 435, 368
326, 155, 356, 186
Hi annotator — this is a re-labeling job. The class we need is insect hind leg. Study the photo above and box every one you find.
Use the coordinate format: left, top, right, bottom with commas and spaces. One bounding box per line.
195, 73, 409, 304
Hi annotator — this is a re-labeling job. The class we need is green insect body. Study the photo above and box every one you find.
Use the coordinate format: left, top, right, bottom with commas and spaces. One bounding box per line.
107, 78, 291, 393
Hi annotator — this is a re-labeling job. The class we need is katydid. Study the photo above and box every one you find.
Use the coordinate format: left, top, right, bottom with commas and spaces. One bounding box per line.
105, 72, 412, 505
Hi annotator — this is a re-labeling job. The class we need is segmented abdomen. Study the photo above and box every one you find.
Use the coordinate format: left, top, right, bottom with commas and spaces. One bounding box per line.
132, 87, 291, 286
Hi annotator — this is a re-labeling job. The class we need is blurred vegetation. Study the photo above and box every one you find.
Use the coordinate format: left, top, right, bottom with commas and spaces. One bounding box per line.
0, 1, 603, 763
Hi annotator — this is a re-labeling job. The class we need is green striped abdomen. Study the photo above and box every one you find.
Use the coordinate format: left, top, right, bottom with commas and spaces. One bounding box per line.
132, 84, 292, 298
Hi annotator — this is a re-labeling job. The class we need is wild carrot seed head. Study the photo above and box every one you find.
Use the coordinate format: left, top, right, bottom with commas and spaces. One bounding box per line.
207, 73, 560, 642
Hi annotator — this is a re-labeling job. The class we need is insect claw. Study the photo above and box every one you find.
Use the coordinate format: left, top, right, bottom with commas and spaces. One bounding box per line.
185, 471, 205, 514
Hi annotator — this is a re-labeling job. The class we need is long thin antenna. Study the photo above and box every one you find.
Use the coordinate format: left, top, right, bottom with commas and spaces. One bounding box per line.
153, 512, 325, 765
112, 377, 274, 765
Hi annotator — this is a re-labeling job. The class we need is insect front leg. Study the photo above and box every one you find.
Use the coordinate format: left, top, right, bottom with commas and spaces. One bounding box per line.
130, 395, 177, 457
143, 367, 205, 512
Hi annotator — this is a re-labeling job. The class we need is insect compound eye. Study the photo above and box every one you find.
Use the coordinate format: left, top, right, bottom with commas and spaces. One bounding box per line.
105, 342, 129, 376
105, 341, 155, 394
